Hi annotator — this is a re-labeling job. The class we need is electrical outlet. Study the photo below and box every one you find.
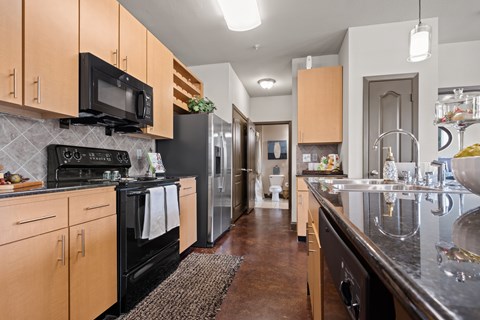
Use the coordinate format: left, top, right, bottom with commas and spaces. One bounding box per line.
136, 149, 143, 160
311, 153, 318, 162
302, 154, 311, 162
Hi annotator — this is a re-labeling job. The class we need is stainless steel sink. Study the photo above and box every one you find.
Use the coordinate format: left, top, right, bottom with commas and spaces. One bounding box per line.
322, 178, 385, 185
324, 179, 471, 194
332, 183, 439, 192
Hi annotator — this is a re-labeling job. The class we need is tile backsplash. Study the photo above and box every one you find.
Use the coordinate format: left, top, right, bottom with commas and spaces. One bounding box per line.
296, 144, 340, 173
0, 113, 154, 181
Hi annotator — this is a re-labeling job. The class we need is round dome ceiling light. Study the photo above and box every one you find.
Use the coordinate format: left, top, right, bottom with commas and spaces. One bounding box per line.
258, 78, 276, 90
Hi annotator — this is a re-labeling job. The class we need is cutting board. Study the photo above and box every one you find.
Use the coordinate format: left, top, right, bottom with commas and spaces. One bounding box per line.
0, 181, 44, 191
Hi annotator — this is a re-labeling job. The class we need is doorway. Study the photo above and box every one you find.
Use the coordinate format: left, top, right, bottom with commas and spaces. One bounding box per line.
232, 106, 254, 222
254, 122, 292, 210
363, 73, 419, 179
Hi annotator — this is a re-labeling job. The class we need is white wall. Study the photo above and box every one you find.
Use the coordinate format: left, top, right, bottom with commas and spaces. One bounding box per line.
439, 40, 480, 88
438, 40, 480, 156
189, 63, 231, 122
339, 31, 350, 177
342, 18, 439, 178
250, 95, 292, 122
229, 65, 250, 119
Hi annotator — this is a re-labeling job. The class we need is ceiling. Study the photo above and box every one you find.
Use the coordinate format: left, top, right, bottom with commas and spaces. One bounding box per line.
118, 0, 480, 97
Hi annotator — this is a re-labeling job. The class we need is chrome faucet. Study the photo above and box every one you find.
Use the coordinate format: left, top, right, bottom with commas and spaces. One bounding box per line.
431, 160, 447, 188
372, 129, 421, 184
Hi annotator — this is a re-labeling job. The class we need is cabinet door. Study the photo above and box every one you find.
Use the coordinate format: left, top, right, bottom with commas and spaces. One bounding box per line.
0, 0, 22, 105
297, 190, 308, 237
298, 66, 343, 143
180, 192, 197, 253
24, 0, 78, 117
80, 0, 119, 66
119, 5, 147, 82
0, 229, 69, 320
143, 31, 174, 138
70, 215, 117, 320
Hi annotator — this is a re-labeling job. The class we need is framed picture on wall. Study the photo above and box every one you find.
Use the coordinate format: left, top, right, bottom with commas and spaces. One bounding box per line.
267, 140, 287, 160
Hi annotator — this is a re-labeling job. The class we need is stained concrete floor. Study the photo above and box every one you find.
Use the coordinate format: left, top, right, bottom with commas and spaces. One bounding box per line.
193, 207, 350, 320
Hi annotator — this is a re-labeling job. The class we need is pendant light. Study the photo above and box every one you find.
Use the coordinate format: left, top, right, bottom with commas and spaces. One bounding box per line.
408, 0, 432, 62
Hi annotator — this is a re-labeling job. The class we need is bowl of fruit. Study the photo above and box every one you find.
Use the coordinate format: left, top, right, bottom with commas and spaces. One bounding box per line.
452, 144, 480, 195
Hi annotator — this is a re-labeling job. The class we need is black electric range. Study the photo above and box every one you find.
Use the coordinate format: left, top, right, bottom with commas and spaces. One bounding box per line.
47, 144, 180, 314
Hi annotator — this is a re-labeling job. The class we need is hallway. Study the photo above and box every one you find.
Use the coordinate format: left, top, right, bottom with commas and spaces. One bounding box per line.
194, 208, 311, 320
193, 205, 351, 320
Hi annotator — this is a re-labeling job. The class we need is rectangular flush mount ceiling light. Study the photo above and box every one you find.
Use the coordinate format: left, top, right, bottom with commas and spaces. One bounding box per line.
216, 0, 261, 31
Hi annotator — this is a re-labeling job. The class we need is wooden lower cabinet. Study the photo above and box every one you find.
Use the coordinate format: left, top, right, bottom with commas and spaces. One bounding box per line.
179, 177, 197, 253
0, 228, 69, 320
0, 187, 117, 320
307, 189, 323, 320
70, 215, 117, 320
297, 178, 309, 238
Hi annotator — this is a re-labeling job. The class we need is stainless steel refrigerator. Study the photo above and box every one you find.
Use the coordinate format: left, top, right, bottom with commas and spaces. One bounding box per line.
156, 113, 232, 247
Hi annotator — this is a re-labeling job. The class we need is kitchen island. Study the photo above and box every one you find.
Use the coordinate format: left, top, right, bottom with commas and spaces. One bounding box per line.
306, 177, 480, 319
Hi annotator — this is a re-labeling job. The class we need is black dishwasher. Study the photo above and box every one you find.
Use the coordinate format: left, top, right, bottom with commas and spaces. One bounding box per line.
319, 207, 394, 320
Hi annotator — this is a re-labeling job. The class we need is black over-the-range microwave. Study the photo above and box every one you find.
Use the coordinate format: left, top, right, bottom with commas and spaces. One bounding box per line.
78, 52, 153, 131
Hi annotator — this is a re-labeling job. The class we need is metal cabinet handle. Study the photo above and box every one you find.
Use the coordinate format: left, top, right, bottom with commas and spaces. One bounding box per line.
10, 68, 17, 98
370, 170, 379, 176
113, 49, 118, 66
123, 56, 128, 71
183, 187, 192, 190
34, 76, 41, 103
85, 204, 109, 210
58, 235, 66, 265
17, 214, 56, 225
78, 229, 85, 257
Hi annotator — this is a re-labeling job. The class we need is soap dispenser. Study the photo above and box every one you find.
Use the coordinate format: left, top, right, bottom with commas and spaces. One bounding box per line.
382, 147, 398, 182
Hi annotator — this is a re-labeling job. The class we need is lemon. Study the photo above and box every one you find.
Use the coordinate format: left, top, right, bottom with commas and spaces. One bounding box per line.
454, 143, 480, 158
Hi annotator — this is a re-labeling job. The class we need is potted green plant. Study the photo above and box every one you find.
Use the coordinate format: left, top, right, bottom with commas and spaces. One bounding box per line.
187, 97, 217, 113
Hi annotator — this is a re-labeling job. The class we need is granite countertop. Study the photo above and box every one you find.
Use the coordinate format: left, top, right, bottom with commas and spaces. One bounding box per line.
305, 177, 480, 320
0, 182, 118, 199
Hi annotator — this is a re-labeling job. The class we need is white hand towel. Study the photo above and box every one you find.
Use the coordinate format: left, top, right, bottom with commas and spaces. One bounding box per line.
164, 185, 180, 231
141, 193, 151, 239
147, 186, 167, 240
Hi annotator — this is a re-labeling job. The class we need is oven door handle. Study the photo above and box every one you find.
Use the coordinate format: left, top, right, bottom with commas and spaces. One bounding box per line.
127, 190, 149, 196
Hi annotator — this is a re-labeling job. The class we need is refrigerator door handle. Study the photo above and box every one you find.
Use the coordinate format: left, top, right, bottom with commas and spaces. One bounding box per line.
220, 134, 228, 193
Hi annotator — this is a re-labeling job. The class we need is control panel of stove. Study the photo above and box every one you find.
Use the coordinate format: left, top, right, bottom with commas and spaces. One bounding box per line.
47, 144, 131, 168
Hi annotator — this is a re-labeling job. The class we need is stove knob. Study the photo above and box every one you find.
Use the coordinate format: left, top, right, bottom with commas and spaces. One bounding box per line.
63, 150, 72, 159
73, 151, 81, 160
123, 153, 129, 161
340, 280, 353, 307
117, 153, 123, 162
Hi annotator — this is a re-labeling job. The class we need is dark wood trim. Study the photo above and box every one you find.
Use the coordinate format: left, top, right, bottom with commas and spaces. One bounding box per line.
232, 105, 248, 122
254, 121, 293, 212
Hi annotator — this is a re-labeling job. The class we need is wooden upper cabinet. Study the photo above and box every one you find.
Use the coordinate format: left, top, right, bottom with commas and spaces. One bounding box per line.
119, 5, 147, 82
0, 0, 22, 106
143, 31, 174, 139
79, 0, 119, 66
298, 66, 343, 143
24, 0, 78, 117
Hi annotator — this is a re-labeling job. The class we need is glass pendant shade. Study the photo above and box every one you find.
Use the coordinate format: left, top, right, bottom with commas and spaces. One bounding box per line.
216, 0, 261, 32
408, 23, 432, 62
258, 78, 276, 89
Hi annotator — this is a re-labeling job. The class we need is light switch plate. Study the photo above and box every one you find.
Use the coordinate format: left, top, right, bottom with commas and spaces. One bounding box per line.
311, 153, 318, 162
302, 154, 311, 162
136, 149, 143, 160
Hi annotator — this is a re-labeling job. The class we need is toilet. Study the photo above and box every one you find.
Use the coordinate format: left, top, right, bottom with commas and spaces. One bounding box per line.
269, 175, 285, 202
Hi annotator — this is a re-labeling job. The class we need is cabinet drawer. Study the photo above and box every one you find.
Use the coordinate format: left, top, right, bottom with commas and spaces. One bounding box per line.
69, 190, 116, 225
0, 198, 68, 245
297, 178, 308, 191
179, 178, 196, 197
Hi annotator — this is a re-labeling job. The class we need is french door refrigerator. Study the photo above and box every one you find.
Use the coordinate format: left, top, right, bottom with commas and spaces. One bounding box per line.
156, 113, 232, 247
